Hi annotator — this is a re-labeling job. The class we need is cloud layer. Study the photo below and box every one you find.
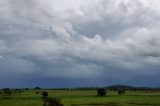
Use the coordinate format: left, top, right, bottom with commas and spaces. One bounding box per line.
0, 0, 160, 87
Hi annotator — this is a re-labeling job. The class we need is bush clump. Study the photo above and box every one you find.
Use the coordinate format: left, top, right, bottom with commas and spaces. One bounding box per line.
42, 91, 48, 97
41, 91, 63, 106
43, 97, 63, 106
2, 88, 12, 96
97, 88, 106, 96
118, 89, 125, 95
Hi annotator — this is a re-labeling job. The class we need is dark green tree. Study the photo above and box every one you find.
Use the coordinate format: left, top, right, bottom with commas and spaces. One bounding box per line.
2, 88, 12, 96
97, 88, 106, 96
118, 89, 125, 95
42, 91, 48, 98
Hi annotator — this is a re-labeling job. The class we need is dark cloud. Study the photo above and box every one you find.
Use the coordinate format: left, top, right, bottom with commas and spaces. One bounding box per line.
0, 0, 160, 88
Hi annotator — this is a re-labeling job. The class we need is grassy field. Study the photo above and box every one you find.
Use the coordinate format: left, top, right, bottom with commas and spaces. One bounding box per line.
0, 90, 160, 106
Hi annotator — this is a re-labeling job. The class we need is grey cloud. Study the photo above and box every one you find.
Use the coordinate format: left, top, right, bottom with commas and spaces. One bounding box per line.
0, 0, 160, 87
63, 0, 159, 38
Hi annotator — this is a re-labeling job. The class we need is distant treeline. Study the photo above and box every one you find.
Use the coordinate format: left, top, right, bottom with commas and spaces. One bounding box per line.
1, 85, 160, 91
51, 85, 160, 91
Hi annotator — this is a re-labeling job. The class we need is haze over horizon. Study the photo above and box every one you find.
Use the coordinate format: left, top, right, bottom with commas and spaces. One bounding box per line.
0, 0, 160, 88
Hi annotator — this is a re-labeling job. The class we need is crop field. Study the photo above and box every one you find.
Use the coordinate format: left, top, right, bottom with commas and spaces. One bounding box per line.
0, 90, 160, 106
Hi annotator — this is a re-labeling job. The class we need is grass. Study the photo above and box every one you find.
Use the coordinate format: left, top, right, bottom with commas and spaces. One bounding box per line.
0, 90, 160, 106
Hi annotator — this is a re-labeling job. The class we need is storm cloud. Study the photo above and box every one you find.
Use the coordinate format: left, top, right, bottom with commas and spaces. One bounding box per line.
0, 0, 160, 88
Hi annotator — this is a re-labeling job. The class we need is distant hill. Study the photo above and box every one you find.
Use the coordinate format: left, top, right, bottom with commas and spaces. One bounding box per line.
106, 85, 135, 90
106, 85, 160, 91
71, 85, 160, 91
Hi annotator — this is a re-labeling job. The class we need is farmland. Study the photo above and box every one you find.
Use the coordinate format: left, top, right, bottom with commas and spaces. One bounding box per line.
0, 89, 160, 106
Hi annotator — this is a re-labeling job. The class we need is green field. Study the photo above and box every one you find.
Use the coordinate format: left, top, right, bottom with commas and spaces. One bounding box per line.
0, 90, 160, 106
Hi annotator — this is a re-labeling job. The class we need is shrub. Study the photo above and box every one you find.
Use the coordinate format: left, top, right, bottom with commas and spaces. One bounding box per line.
43, 97, 63, 106
118, 89, 125, 95
25, 88, 29, 91
97, 88, 106, 96
36, 91, 40, 94
42, 91, 48, 98
14, 89, 22, 94
2, 88, 12, 96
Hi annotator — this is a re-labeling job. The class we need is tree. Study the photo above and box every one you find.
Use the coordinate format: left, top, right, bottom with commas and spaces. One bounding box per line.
118, 89, 125, 95
97, 88, 106, 96
41, 91, 64, 106
35, 87, 41, 90
2, 88, 12, 96
14, 89, 22, 94
42, 91, 48, 98
25, 88, 29, 91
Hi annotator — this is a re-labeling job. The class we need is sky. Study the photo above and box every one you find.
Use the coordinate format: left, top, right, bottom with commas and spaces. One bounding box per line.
0, 0, 160, 88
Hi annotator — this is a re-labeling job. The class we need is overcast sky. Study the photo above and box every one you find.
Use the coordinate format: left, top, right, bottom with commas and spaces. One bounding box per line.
0, 0, 160, 88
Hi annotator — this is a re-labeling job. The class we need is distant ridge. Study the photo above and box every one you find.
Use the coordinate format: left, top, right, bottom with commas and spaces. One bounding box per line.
105, 85, 160, 91
106, 85, 135, 89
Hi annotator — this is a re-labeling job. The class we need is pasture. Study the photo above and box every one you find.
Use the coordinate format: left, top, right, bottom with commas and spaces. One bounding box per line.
0, 89, 160, 106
